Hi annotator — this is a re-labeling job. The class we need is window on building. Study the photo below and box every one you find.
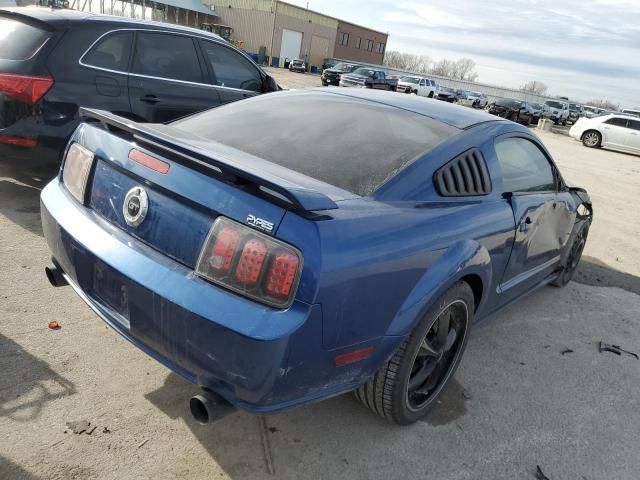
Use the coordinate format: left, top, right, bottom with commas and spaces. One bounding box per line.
339, 32, 349, 46
355, 36, 362, 49
365, 39, 373, 51
375, 42, 385, 54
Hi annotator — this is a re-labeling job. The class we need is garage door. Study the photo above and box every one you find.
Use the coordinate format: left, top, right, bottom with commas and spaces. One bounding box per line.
279, 29, 302, 68
309, 35, 330, 71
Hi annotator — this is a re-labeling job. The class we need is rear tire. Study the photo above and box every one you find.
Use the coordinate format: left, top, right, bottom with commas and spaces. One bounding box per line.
582, 130, 602, 148
355, 282, 474, 425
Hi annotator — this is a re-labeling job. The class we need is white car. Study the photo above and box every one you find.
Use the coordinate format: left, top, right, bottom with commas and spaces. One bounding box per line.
569, 114, 640, 154
543, 100, 570, 125
458, 91, 488, 108
396, 75, 439, 97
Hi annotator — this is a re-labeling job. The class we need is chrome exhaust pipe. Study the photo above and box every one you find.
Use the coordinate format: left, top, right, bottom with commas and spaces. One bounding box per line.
189, 391, 235, 425
45, 265, 68, 287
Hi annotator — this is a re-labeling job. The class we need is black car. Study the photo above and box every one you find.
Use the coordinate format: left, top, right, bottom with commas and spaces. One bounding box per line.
321, 62, 359, 86
0, 7, 279, 168
487, 98, 532, 125
437, 86, 457, 102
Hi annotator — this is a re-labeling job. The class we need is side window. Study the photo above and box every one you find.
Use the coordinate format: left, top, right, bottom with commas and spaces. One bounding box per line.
83, 31, 133, 71
430, 80, 437, 86
628, 120, 640, 131
131, 32, 202, 83
605, 117, 629, 128
419, 79, 426, 86
200, 41, 263, 92
495, 138, 556, 193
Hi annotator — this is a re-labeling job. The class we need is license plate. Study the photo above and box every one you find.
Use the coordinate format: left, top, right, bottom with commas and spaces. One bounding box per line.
92, 260, 131, 328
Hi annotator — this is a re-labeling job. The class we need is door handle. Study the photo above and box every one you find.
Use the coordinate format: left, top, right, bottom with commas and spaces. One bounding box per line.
140, 94, 160, 104
519, 216, 532, 233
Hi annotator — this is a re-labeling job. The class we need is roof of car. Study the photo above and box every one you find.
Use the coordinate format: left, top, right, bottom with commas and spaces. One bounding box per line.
307, 88, 502, 129
1, 6, 222, 39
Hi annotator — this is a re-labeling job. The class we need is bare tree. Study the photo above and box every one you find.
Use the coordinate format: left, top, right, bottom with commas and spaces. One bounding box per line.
385, 52, 479, 81
451, 58, 479, 81
587, 99, 620, 111
521, 81, 548, 95
430, 59, 455, 77
383, 51, 431, 74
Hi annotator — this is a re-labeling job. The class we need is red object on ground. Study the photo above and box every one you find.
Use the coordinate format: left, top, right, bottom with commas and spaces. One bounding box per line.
48, 321, 60, 329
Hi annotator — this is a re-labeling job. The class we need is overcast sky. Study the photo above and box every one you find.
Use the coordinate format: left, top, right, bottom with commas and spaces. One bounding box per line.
289, 0, 639, 108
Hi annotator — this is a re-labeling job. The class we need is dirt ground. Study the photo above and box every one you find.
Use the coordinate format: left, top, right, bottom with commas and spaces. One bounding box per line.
1, 81, 640, 479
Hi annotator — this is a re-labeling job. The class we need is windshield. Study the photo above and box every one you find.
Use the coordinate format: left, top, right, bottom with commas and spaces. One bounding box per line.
173, 92, 460, 197
0, 18, 51, 60
441, 87, 454, 93
546, 101, 565, 109
333, 62, 358, 72
401, 76, 421, 84
352, 68, 378, 78
496, 98, 520, 108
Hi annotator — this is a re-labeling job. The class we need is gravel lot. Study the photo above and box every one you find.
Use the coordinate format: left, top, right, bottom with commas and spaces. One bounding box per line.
1, 77, 639, 479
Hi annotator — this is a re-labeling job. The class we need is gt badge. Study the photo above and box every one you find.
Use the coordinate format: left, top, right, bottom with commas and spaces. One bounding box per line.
123, 186, 149, 227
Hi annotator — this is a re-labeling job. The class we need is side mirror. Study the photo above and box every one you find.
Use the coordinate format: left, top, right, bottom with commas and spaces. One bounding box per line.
263, 75, 280, 92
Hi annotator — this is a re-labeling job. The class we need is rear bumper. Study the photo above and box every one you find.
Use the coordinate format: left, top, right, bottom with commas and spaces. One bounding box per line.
41, 180, 393, 412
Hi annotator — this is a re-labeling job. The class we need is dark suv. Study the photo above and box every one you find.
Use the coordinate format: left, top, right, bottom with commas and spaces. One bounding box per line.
0, 7, 279, 168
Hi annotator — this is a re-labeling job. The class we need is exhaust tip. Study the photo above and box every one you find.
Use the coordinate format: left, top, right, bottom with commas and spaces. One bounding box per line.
45, 265, 67, 287
189, 392, 234, 425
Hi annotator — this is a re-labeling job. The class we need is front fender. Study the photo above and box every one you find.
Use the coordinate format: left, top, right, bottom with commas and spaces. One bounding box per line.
385, 240, 492, 337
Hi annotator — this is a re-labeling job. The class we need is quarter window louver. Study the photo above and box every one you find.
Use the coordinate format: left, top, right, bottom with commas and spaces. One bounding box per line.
434, 149, 491, 196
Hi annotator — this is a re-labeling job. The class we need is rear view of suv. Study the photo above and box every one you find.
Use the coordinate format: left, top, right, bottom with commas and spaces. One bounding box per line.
0, 7, 278, 168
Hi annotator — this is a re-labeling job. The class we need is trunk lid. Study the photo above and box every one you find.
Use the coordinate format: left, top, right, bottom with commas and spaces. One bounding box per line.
77, 109, 338, 271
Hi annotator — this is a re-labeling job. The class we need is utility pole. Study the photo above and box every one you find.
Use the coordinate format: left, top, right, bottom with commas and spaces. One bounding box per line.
269, 0, 278, 67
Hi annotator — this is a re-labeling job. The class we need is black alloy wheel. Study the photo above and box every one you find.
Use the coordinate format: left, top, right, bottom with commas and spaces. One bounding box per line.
355, 281, 474, 424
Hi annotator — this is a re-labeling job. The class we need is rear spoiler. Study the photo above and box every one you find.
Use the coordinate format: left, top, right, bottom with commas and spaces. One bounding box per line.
79, 108, 338, 212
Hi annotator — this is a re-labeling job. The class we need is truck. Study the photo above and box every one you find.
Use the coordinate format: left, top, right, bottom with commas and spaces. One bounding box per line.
339, 67, 398, 91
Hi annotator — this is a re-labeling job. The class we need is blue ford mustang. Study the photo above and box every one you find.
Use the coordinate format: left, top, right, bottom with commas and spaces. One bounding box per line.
41, 89, 592, 425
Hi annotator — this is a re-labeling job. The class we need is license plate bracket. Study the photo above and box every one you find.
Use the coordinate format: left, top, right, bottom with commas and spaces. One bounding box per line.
92, 260, 131, 329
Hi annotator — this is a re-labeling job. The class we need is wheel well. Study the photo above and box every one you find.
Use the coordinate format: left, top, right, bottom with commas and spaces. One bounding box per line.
461, 274, 483, 309
581, 129, 600, 140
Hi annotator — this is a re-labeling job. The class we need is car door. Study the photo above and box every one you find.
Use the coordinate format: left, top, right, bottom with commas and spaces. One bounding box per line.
494, 136, 574, 304
128, 31, 221, 123
601, 117, 631, 148
197, 39, 265, 105
78, 30, 133, 115
627, 119, 640, 152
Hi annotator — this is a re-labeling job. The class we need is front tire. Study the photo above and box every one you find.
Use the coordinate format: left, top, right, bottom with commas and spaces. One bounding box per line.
582, 130, 602, 148
355, 282, 474, 425
553, 222, 589, 287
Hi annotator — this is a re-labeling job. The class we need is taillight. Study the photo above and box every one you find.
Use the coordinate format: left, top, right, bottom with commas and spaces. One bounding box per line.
62, 143, 95, 203
0, 73, 53, 105
196, 217, 303, 308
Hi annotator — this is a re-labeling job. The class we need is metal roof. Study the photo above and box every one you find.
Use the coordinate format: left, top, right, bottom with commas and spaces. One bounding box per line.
154, 0, 214, 15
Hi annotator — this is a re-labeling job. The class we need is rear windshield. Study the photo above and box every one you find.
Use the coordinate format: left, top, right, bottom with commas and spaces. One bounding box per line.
0, 18, 50, 60
173, 92, 459, 196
